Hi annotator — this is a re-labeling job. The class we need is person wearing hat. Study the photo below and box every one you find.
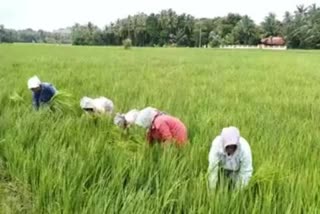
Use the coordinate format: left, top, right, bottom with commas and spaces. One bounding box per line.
80, 96, 114, 115
135, 107, 188, 146
114, 109, 140, 129
208, 126, 253, 190
27, 76, 57, 110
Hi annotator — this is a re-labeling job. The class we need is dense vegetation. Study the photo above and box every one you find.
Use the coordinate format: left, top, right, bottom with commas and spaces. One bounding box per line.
0, 44, 319, 213
1, 3, 320, 48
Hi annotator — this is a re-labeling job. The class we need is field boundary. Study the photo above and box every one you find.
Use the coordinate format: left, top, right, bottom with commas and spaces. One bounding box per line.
220, 45, 287, 50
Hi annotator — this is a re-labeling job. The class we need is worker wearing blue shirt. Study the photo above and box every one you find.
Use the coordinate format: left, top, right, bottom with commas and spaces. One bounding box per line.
27, 76, 57, 110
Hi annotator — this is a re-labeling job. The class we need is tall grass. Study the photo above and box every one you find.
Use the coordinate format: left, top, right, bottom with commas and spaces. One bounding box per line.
0, 44, 319, 213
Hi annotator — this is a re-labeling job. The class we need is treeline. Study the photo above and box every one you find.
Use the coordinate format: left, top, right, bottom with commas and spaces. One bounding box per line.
71, 12, 262, 47
71, 4, 320, 48
0, 26, 72, 44
1, 4, 319, 49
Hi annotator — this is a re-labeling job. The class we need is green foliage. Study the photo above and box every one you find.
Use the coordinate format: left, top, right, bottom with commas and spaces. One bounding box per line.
0, 26, 71, 44
232, 16, 260, 45
0, 159, 32, 213
67, 4, 320, 48
283, 4, 320, 49
208, 31, 222, 47
9, 92, 24, 104
123, 38, 132, 49
261, 13, 282, 37
2, 4, 320, 49
0, 44, 320, 213
72, 22, 102, 46
217, 13, 243, 38
48, 91, 77, 114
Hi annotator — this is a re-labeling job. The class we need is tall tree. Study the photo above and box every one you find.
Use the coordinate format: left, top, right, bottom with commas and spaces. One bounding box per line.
193, 19, 208, 47
0, 25, 5, 42
146, 13, 160, 46
283, 4, 320, 48
208, 31, 222, 47
216, 13, 242, 38
232, 15, 260, 45
133, 13, 147, 46
295, 4, 308, 16
158, 9, 178, 45
261, 13, 282, 37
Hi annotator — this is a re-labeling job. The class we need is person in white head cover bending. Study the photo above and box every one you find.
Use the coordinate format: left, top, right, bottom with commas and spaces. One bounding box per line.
208, 126, 253, 190
80, 96, 114, 115
114, 109, 140, 129
27, 75, 57, 110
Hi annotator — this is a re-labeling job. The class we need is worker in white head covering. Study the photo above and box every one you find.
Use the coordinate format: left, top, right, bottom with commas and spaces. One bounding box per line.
114, 109, 140, 128
208, 126, 253, 190
80, 96, 114, 115
135, 107, 159, 129
27, 75, 57, 110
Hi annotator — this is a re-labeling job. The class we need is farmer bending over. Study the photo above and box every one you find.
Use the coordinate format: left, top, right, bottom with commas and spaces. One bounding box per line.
114, 109, 140, 129
80, 96, 114, 115
208, 126, 253, 190
28, 76, 57, 110
135, 107, 188, 146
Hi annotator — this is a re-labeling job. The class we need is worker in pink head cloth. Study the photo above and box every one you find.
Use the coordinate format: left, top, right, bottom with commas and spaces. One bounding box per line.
135, 107, 188, 146
208, 126, 253, 190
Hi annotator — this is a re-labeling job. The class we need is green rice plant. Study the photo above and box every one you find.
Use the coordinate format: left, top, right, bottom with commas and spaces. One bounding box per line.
0, 44, 319, 213
47, 90, 78, 114
9, 92, 24, 104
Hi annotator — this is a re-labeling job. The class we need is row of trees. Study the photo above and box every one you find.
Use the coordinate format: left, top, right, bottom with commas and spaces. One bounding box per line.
283, 4, 320, 49
71, 4, 320, 48
0, 26, 72, 44
71, 12, 260, 47
1, 4, 319, 48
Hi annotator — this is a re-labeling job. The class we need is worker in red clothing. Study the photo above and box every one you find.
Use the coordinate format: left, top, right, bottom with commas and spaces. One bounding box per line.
135, 107, 188, 146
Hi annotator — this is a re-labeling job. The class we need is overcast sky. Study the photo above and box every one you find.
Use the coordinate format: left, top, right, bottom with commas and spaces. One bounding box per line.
0, 0, 316, 31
